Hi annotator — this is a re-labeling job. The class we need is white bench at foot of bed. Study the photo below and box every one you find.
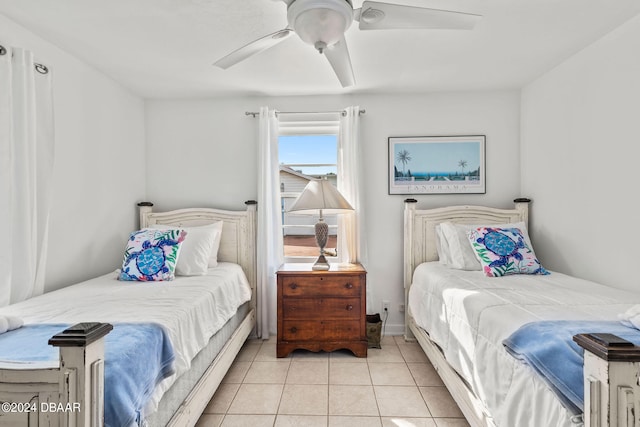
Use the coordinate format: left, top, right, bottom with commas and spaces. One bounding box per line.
0, 322, 112, 427
575, 334, 640, 427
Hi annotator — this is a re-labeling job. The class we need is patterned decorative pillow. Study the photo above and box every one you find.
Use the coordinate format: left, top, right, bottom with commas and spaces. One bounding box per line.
468, 227, 549, 277
119, 228, 187, 281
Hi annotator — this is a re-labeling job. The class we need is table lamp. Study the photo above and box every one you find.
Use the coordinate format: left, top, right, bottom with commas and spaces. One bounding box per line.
287, 179, 354, 270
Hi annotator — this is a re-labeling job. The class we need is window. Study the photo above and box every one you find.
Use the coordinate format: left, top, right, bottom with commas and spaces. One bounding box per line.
279, 134, 339, 259
278, 114, 341, 260
278, 112, 340, 262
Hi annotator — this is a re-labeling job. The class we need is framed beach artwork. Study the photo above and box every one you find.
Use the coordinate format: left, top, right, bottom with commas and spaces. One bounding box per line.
389, 135, 486, 195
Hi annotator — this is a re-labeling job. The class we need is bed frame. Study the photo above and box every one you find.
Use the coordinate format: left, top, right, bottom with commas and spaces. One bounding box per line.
0, 201, 257, 427
403, 198, 640, 427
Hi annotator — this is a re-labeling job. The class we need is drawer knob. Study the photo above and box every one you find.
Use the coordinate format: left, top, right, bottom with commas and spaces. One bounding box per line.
346, 304, 354, 311
290, 327, 297, 334
345, 283, 353, 289
289, 283, 298, 290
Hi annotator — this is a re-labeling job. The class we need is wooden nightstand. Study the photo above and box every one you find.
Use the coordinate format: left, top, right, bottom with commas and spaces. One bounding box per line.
277, 263, 367, 358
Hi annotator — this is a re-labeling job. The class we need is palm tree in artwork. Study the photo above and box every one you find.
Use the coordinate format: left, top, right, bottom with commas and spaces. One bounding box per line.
458, 159, 468, 176
396, 150, 412, 177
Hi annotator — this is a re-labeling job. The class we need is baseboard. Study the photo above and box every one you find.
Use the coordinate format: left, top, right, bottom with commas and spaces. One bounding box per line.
380, 322, 405, 336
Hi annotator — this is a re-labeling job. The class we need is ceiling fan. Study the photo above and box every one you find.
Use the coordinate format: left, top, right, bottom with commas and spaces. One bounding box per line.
213, 0, 481, 88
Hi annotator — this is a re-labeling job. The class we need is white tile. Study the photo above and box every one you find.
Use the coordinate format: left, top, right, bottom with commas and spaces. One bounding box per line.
407, 363, 444, 387
214, 333, 467, 426
398, 343, 430, 363
393, 336, 410, 345
434, 418, 471, 427
196, 414, 224, 427
330, 349, 368, 362
329, 416, 383, 427
329, 362, 372, 385
262, 335, 277, 344
235, 343, 261, 362
381, 336, 396, 346
227, 384, 283, 414
275, 415, 327, 427
329, 385, 379, 416
278, 384, 329, 415
291, 349, 330, 361
366, 344, 405, 363
222, 361, 251, 384
287, 360, 329, 384
381, 417, 437, 427
204, 383, 240, 414
419, 387, 465, 418
254, 344, 288, 362
244, 361, 290, 384
220, 414, 276, 427
368, 362, 415, 386
374, 386, 431, 417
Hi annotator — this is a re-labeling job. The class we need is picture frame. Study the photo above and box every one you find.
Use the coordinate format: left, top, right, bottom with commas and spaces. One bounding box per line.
389, 135, 486, 195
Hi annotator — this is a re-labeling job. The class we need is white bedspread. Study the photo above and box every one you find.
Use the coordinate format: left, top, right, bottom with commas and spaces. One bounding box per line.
0, 262, 251, 412
408, 262, 640, 427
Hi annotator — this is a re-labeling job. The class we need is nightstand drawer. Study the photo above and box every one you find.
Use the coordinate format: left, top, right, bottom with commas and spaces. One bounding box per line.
281, 320, 361, 341
283, 298, 361, 320
281, 276, 361, 297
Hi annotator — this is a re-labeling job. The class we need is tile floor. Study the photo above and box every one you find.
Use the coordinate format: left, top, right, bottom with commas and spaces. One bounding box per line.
196, 335, 470, 427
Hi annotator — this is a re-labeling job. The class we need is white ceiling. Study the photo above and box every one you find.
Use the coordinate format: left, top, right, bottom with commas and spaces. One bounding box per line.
1, 0, 639, 99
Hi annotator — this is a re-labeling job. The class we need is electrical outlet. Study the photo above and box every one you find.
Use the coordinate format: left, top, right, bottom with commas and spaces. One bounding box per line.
382, 300, 390, 312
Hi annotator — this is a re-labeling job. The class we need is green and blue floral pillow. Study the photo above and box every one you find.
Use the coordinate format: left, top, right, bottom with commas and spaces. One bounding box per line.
468, 227, 549, 277
119, 228, 187, 282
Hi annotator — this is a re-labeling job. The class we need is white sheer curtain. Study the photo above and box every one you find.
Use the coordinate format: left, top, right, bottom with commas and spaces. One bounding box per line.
0, 46, 55, 307
337, 106, 371, 310
256, 106, 283, 338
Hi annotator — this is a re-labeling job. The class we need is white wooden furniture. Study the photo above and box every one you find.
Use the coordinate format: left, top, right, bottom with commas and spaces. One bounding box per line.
574, 334, 640, 427
403, 198, 640, 427
0, 201, 257, 427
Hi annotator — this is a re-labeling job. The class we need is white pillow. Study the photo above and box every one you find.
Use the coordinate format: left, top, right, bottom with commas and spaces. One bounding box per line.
435, 225, 452, 265
206, 221, 224, 268
440, 221, 533, 271
150, 221, 223, 275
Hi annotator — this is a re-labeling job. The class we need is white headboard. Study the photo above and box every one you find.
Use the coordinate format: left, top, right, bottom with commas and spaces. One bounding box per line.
138, 201, 257, 310
403, 198, 530, 336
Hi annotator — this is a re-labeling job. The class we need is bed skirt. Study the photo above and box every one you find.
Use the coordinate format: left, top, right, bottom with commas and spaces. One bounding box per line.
145, 302, 250, 426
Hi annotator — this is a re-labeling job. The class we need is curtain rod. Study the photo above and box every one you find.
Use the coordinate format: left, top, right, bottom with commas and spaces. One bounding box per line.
245, 109, 365, 118
0, 44, 50, 74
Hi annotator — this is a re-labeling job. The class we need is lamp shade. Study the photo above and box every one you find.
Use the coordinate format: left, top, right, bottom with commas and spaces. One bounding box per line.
288, 179, 353, 214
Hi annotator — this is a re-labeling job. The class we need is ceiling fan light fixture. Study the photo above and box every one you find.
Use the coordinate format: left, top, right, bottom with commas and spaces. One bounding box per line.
287, 0, 354, 49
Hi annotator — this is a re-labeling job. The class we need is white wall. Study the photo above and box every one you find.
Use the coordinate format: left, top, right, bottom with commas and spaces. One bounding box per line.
0, 14, 147, 292
146, 91, 521, 334
521, 16, 640, 291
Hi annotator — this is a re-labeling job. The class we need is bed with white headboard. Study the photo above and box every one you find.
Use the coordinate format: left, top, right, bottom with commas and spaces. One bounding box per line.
403, 198, 640, 427
0, 201, 257, 427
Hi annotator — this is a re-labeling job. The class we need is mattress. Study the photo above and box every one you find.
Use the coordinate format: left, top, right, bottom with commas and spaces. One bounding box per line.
408, 262, 640, 427
0, 262, 252, 417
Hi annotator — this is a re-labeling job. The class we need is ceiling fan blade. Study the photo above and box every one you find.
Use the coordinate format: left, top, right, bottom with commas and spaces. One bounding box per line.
357, 1, 481, 30
213, 28, 293, 69
324, 37, 355, 88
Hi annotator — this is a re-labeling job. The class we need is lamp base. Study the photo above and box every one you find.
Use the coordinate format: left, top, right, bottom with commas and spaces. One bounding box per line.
312, 254, 330, 271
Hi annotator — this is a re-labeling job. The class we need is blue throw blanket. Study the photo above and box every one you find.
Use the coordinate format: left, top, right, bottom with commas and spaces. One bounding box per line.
503, 320, 640, 415
0, 323, 175, 427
